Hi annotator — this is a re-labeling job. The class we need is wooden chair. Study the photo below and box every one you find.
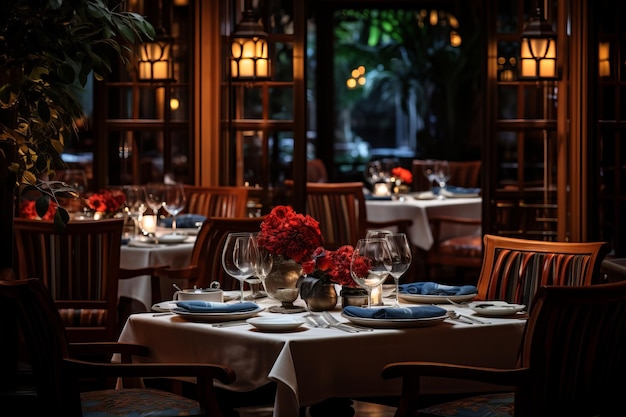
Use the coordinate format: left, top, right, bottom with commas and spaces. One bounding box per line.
474, 234, 610, 310
382, 279, 626, 417
0, 277, 235, 417
155, 216, 265, 292
424, 215, 483, 283
12, 217, 160, 342
288, 181, 412, 250
183, 185, 249, 218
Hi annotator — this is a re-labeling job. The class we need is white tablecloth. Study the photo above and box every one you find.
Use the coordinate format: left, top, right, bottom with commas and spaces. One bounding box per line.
365, 197, 482, 251
119, 238, 195, 309
118, 295, 525, 417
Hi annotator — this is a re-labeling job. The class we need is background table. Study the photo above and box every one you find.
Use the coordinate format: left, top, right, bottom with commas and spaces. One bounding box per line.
119, 237, 195, 310
365, 197, 482, 251
118, 295, 525, 417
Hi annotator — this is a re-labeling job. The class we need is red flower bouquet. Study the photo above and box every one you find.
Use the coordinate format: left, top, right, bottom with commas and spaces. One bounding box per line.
20, 199, 57, 220
87, 189, 126, 214
302, 245, 368, 288
391, 166, 413, 184
256, 205, 323, 264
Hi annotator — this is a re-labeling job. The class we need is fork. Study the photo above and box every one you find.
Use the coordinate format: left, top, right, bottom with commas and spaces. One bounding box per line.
321, 311, 372, 332
302, 301, 330, 328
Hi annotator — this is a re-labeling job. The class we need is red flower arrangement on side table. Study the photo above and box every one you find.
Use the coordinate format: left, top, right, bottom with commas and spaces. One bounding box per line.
86, 189, 126, 215
391, 166, 413, 184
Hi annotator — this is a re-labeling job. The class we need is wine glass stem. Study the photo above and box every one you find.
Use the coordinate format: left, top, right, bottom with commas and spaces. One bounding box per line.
393, 277, 400, 307
239, 280, 245, 303
367, 289, 372, 308
172, 216, 177, 230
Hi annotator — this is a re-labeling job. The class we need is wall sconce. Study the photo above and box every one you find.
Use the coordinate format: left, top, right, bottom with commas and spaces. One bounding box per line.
599, 42, 611, 77
520, 6, 558, 80
137, 1, 175, 82
230, 1, 271, 81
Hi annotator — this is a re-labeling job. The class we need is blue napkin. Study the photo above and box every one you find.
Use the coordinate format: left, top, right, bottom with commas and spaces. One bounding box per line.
159, 213, 206, 229
398, 282, 477, 296
441, 186, 481, 195
365, 194, 393, 201
343, 305, 447, 319
174, 301, 258, 313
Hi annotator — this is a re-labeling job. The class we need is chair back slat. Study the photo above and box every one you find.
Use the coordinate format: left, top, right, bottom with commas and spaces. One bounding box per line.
477, 234, 609, 309
13, 218, 123, 342
183, 185, 249, 218
516, 281, 626, 416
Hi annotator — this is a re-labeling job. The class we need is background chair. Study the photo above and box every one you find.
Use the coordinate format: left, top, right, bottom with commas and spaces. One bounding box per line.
423, 215, 483, 284
474, 234, 610, 310
0, 277, 235, 417
382, 279, 626, 417
183, 185, 249, 218
12, 217, 159, 342
155, 216, 265, 294
289, 181, 412, 250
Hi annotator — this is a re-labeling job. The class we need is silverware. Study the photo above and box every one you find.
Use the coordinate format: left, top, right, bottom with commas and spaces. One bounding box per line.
447, 311, 476, 325
452, 311, 489, 324
152, 312, 174, 317
321, 311, 373, 332
212, 320, 250, 327
318, 311, 359, 333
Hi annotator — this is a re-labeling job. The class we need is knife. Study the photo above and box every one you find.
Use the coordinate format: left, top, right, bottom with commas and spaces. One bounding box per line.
212, 320, 250, 327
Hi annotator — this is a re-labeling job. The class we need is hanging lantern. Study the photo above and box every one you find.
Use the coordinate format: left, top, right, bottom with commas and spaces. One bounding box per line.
520, 6, 558, 80
230, 4, 270, 81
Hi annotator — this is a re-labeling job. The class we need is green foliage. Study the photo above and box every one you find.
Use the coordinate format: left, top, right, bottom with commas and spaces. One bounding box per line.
0, 0, 155, 182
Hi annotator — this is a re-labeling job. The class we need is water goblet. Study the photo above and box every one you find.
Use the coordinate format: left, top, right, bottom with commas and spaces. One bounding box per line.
384, 233, 412, 307
222, 232, 257, 303
162, 183, 187, 230
144, 183, 166, 216
351, 238, 393, 308
122, 185, 147, 239
421, 160, 437, 193
246, 235, 272, 300
434, 160, 450, 198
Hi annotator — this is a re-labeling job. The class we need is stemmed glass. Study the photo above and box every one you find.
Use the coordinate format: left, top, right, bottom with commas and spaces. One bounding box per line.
222, 233, 257, 303
384, 233, 412, 307
122, 185, 147, 239
434, 160, 450, 198
144, 183, 166, 216
421, 160, 437, 193
247, 234, 272, 300
162, 183, 186, 230
350, 238, 393, 308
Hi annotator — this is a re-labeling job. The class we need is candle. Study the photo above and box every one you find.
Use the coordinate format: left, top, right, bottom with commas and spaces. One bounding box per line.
370, 284, 383, 306
141, 214, 157, 234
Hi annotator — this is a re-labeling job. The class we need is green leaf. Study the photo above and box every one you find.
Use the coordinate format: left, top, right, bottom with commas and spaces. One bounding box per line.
35, 195, 51, 218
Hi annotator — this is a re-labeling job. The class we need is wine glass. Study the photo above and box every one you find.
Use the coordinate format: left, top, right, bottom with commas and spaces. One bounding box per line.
421, 160, 437, 193
222, 233, 257, 303
351, 238, 393, 308
434, 160, 450, 197
162, 183, 186, 230
246, 234, 272, 300
122, 185, 147, 239
384, 233, 412, 307
144, 183, 166, 216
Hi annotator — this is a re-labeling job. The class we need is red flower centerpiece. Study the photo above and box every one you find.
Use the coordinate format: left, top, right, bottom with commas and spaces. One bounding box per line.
391, 166, 413, 184
87, 189, 126, 217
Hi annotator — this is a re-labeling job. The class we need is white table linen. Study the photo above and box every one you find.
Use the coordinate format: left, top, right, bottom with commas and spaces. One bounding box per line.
119, 237, 195, 309
118, 295, 525, 417
365, 197, 482, 251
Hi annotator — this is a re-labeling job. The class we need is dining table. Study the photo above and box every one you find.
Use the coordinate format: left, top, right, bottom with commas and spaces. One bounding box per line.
118, 231, 196, 311
117, 289, 526, 417
365, 195, 482, 251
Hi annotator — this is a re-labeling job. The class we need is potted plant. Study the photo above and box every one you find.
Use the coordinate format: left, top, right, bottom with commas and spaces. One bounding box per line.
0, 0, 155, 268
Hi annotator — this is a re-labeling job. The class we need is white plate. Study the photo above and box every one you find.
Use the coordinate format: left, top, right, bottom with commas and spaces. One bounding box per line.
246, 316, 306, 332
151, 301, 177, 312
172, 306, 264, 322
341, 312, 448, 328
398, 293, 477, 304
468, 301, 525, 317
156, 233, 189, 244
413, 191, 437, 200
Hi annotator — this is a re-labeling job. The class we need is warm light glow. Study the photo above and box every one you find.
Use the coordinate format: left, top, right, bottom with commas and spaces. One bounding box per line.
351, 69, 360, 78
370, 284, 383, 306
347, 78, 357, 88
520, 37, 557, 79
231, 36, 270, 80
449, 31, 462, 47
141, 215, 157, 234
357, 76, 366, 86
357, 65, 365, 75
170, 97, 180, 110
599, 42, 611, 77
138, 41, 172, 81
429, 9, 438, 26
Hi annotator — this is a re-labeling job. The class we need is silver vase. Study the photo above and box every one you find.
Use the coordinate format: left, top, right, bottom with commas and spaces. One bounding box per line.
264, 256, 305, 313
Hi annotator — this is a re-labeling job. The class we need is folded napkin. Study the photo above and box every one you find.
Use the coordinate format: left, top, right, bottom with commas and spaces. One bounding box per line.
398, 282, 477, 296
440, 186, 481, 196
174, 301, 258, 313
159, 213, 206, 229
365, 194, 393, 201
343, 305, 447, 319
